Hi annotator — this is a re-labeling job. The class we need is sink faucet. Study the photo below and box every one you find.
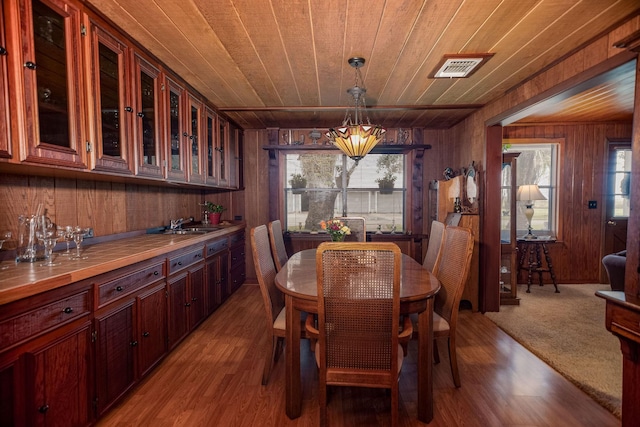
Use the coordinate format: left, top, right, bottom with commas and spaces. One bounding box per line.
170, 217, 194, 231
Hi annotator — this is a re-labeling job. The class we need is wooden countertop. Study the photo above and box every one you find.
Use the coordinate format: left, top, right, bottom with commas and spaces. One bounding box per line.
0, 223, 245, 305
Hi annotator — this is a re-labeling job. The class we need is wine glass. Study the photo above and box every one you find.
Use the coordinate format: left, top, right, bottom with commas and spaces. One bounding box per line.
57, 225, 74, 256
0, 231, 12, 270
39, 235, 60, 267
71, 227, 88, 260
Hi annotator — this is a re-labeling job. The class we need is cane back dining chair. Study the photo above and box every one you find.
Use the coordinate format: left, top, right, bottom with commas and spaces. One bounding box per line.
432, 225, 474, 388
267, 220, 289, 271
250, 225, 309, 385
305, 242, 412, 427
423, 220, 445, 272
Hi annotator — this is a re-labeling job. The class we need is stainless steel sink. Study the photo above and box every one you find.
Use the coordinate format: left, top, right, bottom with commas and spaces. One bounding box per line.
162, 226, 220, 235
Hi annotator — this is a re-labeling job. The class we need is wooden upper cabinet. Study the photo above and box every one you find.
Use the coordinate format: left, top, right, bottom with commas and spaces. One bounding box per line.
228, 123, 241, 189
204, 106, 218, 186
131, 50, 163, 179
11, 0, 87, 168
186, 93, 204, 184
0, 5, 11, 160
85, 16, 133, 174
164, 74, 186, 182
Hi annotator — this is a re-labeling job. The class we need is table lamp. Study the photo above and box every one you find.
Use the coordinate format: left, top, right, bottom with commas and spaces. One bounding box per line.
516, 184, 546, 239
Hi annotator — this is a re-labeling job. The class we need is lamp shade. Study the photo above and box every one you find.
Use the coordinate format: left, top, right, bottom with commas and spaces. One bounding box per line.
516, 184, 546, 202
326, 124, 386, 162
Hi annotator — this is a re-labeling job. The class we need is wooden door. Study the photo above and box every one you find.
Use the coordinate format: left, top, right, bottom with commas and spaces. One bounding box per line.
15, 0, 87, 168
0, 4, 11, 159
24, 322, 92, 427
167, 272, 189, 349
137, 283, 167, 378
86, 19, 133, 174
204, 107, 218, 186
186, 93, 204, 183
164, 75, 187, 182
95, 302, 135, 416
603, 142, 631, 260
205, 255, 221, 314
188, 264, 207, 328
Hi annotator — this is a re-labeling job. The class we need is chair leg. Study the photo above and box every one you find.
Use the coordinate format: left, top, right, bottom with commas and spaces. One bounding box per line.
448, 336, 461, 388
261, 336, 279, 385
391, 383, 399, 427
433, 339, 440, 364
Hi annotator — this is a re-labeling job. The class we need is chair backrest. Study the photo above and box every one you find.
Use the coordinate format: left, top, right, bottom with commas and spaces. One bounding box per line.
316, 242, 401, 384
423, 220, 445, 272
250, 225, 283, 330
432, 226, 474, 327
336, 217, 366, 242
267, 220, 289, 271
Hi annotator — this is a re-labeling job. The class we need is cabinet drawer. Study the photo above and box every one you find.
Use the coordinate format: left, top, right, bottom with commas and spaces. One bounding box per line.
608, 304, 640, 342
168, 248, 204, 275
206, 239, 228, 257
229, 231, 245, 246
0, 290, 90, 350
98, 261, 165, 307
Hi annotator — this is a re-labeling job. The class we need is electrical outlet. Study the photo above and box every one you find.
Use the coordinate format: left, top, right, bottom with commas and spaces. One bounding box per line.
84, 228, 94, 238
588, 200, 597, 209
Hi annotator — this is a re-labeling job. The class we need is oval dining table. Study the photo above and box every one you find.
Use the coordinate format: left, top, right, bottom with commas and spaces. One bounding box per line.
275, 248, 441, 423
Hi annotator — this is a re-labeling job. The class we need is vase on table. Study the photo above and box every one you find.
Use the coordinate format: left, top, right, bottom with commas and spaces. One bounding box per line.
331, 234, 345, 242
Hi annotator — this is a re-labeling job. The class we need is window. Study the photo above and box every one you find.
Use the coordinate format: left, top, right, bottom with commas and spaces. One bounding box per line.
503, 142, 559, 238
284, 153, 406, 233
610, 147, 631, 218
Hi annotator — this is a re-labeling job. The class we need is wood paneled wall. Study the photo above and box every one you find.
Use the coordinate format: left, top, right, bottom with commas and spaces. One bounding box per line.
503, 123, 633, 283
0, 173, 237, 242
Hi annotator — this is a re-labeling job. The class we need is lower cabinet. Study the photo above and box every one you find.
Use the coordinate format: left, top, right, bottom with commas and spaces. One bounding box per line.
167, 246, 206, 350
24, 321, 93, 427
0, 227, 246, 426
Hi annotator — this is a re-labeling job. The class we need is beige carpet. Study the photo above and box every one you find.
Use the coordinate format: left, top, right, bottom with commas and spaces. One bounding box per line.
485, 283, 622, 417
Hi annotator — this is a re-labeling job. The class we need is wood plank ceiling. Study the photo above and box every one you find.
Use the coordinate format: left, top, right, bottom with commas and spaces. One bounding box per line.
86, 0, 639, 130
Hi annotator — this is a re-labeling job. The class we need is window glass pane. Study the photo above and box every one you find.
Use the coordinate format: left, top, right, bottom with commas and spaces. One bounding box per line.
169, 90, 181, 171
285, 153, 405, 233
613, 148, 631, 217
140, 71, 156, 165
505, 143, 558, 236
33, 0, 70, 147
98, 43, 121, 157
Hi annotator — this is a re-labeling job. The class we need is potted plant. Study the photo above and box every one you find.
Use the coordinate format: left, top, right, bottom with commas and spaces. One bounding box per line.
203, 201, 225, 225
289, 173, 307, 194
375, 154, 401, 194
375, 173, 397, 194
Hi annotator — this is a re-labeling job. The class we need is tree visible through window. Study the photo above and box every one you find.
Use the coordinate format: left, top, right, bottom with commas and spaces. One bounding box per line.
285, 153, 405, 233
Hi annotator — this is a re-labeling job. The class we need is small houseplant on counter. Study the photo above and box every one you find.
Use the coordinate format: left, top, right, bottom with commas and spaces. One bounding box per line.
289, 173, 307, 194
202, 202, 225, 225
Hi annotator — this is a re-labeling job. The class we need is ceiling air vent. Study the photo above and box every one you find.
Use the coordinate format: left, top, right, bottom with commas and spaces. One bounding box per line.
430, 53, 494, 79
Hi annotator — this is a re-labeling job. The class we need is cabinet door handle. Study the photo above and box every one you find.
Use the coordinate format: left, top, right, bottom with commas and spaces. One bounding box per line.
191, 297, 197, 302
154, 271, 159, 276
38, 404, 49, 413
185, 302, 191, 307
116, 286, 124, 292
130, 341, 138, 347
62, 307, 73, 314
142, 332, 150, 337
137, 112, 144, 118
183, 132, 188, 137
177, 261, 182, 266
0, 47, 7, 56
24, 61, 37, 70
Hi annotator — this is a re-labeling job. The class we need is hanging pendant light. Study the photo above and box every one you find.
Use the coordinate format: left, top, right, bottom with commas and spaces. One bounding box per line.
326, 57, 386, 163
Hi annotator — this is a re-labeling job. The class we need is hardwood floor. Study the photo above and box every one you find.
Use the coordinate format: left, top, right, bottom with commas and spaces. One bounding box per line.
97, 284, 620, 427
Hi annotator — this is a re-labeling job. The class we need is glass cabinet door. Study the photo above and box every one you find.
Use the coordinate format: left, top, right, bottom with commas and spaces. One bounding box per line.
132, 51, 162, 178
88, 21, 132, 173
228, 123, 238, 189
500, 152, 520, 305
165, 75, 186, 182
204, 107, 217, 185
187, 94, 203, 183
0, 5, 10, 159
18, 0, 86, 167
217, 117, 228, 186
